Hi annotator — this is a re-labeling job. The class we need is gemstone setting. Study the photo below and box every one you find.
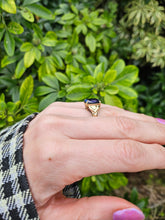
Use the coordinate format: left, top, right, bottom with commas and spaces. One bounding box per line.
84, 98, 100, 104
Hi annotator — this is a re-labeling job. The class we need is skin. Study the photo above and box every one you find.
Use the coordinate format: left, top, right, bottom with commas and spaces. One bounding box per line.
23, 102, 165, 220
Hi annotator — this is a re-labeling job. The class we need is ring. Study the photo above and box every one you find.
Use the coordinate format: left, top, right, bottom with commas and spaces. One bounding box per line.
84, 98, 101, 117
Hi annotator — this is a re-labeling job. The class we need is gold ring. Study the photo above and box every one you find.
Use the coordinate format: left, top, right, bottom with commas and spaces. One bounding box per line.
84, 99, 101, 117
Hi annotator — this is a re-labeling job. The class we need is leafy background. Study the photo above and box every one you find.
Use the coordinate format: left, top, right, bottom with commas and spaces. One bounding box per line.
0, 0, 165, 219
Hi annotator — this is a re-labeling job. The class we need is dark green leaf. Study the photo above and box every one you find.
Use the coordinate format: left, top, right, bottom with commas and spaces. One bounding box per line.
23, 0, 40, 6
35, 86, 56, 96
66, 84, 91, 101
42, 75, 59, 89
39, 92, 58, 111
4, 31, 15, 56
55, 72, 70, 84
27, 4, 54, 20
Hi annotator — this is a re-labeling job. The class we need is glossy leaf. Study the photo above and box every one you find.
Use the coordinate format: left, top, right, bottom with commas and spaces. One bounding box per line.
85, 33, 96, 53
20, 42, 33, 52
20, 7, 34, 22
103, 69, 117, 84
39, 92, 58, 111
104, 94, 123, 108
24, 48, 36, 68
4, 31, 15, 56
111, 59, 125, 76
0, 0, 16, 14
42, 75, 59, 90
8, 22, 24, 35
23, 0, 40, 6
27, 4, 54, 20
20, 75, 33, 106
35, 86, 56, 96
15, 59, 26, 79
117, 85, 138, 99
55, 72, 70, 84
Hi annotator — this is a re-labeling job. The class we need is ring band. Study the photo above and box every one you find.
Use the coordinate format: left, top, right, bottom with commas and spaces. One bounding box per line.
84, 98, 101, 117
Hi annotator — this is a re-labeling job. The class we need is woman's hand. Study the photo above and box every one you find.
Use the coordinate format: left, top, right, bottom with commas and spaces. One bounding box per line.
23, 102, 165, 220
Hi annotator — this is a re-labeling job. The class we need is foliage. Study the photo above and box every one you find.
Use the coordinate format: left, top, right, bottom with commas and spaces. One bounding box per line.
137, 70, 165, 118
117, 0, 165, 68
80, 173, 128, 197
0, 0, 138, 128
0, 0, 139, 198
124, 187, 150, 217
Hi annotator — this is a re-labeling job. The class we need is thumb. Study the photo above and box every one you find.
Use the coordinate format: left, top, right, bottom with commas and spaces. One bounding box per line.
39, 196, 145, 220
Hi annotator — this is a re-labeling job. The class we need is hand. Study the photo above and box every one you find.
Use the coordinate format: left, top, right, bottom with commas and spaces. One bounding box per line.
23, 102, 165, 220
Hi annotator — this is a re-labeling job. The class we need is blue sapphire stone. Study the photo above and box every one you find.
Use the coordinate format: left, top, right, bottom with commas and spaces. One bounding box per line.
84, 98, 100, 104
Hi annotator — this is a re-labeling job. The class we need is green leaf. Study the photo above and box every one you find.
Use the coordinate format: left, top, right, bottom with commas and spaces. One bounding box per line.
1, 55, 20, 68
0, 0, 16, 14
0, 26, 5, 41
111, 59, 125, 76
104, 94, 123, 108
42, 75, 59, 89
23, 0, 40, 6
94, 63, 104, 78
61, 13, 76, 20
4, 31, 15, 56
71, 4, 78, 14
55, 72, 70, 84
24, 48, 36, 68
20, 7, 34, 22
35, 86, 56, 96
15, 59, 26, 79
27, 4, 54, 20
109, 173, 128, 189
103, 69, 117, 84
85, 33, 96, 53
105, 86, 119, 95
117, 85, 138, 99
20, 42, 33, 52
115, 65, 139, 86
8, 22, 24, 35
74, 55, 86, 64
39, 92, 58, 111
42, 31, 57, 47
20, 75, 33, 106
23, 97, 38, 113
66, 84, 91, 101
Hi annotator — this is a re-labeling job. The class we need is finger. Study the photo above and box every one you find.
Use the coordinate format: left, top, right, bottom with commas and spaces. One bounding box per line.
63, 139, 165, 182
63, 116, 165, 145
41, 102, 156, 123
38, 196, 145, 220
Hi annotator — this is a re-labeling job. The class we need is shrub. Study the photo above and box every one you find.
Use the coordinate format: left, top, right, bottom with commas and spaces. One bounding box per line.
0, 0, 139, 196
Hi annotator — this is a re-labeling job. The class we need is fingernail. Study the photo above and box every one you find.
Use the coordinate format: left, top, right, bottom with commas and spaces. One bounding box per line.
156, 118, 165, 125
113, 208, 145, 220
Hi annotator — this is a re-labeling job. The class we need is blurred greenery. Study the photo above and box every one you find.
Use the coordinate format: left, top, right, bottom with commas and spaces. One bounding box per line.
0, 0, 165, 217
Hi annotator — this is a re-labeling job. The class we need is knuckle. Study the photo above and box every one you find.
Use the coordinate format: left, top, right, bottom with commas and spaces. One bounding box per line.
116, 140, 144, 168
115, 116, 135, 138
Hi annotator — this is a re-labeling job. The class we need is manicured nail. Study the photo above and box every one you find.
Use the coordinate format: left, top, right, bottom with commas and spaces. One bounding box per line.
113, 208, 145, 220
156, 118, 165, 125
